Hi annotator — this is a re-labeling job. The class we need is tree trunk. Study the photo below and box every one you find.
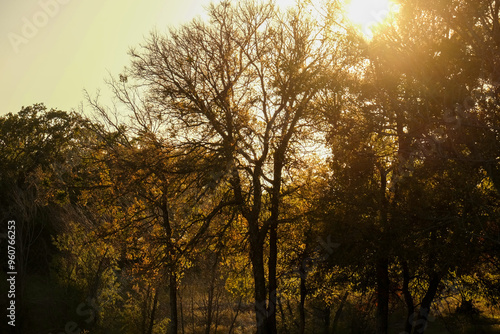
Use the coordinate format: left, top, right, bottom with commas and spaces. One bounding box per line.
278, 293, 289, 333
205, 254, 219, 334
142, 285, 151, 334
169, 270, 178, 334
249, 231, 269, 334
332, 292, 349, 334
376, 166, 390, 334
413, 274, 441, 334
323, 305, 331, 334
205, 277, 215, 334
191, 294, 195, 334
161, 194, 178, 334
376, 257, 390, 334
402, 261, 415, 334
268, 223, 278, 334
299, 266, 307, 334
148, 288, 159, 334
179, 292, 185, 334
228, 296, 243, 334
214, 286, 221, 333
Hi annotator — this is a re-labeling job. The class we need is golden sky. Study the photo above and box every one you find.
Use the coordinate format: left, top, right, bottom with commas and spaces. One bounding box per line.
1, 0, 213, 115
1, 0, 372, 116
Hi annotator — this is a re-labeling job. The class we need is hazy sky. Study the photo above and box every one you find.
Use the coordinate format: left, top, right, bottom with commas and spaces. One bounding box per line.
1, 0, 214, 115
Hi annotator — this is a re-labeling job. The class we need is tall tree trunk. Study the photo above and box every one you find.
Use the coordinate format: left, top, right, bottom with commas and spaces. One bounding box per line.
249, 229, 268, 334
323, 305, 331, 334
402, 261, 415, 334
142, 285, 151, 334
376, 166, 390, 334
228, 296, 243, 334
205, 254, 219, 334
205, 286, 214, 334
179, 292, 185, 334
169, 269, 178, 334
299, 266, 307, 334
332, 291, 349, 334
268, 223, 278, 334
148, 288, 159, 334
278, 293, 289, 333
161, 194, 178, 334
414, 274, 441, 334
376, 257, 390, 334
214, 286, 222, 333
191, 294, 195, 334
267, 148, 285, 334
234, 155, 270, 334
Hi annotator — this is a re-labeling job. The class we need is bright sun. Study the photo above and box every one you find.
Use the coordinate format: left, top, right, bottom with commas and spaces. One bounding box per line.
346, 0, 396, 38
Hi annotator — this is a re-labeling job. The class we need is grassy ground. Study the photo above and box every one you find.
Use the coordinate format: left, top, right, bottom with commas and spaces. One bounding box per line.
422, 314, 500, 334
387, 312, 500, 334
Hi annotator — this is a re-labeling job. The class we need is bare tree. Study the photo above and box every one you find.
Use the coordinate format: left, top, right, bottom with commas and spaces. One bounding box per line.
101, 1, 352, 332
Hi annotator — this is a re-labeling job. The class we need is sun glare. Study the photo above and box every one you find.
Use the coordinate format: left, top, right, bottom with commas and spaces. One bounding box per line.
346, 0, 396, 38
